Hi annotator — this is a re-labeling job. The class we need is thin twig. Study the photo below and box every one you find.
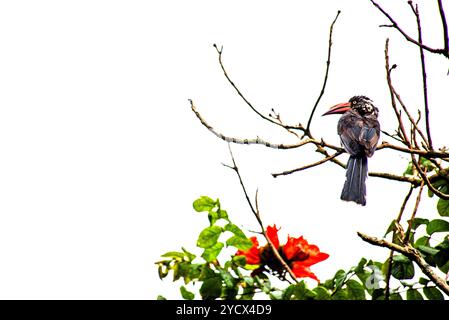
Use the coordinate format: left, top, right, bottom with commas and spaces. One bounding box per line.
384, 39, 411, 147
272, 151, 343, 178
369, 0, 449, 58
224, 144, 298, 283
212, 44, 303, 133
391, 87, 429, 149
408, 2, 433, 150
304, 10, 340, 135
384, 184, 415, 301
357, 232, 449, 296
404, 181, 425, 243
437, 0, 449, 53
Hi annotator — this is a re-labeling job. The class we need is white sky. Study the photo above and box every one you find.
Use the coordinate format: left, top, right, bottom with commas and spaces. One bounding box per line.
0, 0, 447, 299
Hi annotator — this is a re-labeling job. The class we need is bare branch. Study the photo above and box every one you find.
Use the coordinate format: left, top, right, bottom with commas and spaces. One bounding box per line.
304, 10, 340, 135
384, 39, 411, 147
272, 151, 343, 178
212, 44, 303, 133
408, 2, 433, 150
385, 185, 414, 300
190, 99, 311, 149
391, 86, 429, 149
369, 0, 449, 58
357, 232, 449, 296
404, 181, 425, 242
437, 0, 449, 53
376, 141, 449, 158
224, 144, 299, 283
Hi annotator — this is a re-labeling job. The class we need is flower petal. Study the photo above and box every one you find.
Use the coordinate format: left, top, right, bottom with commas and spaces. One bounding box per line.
266, 225, 280, 249
291, 262, 320, 282
235, 237, 261, 265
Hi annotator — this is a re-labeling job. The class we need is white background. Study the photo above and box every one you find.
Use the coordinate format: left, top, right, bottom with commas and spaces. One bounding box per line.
0, 0, 447, 299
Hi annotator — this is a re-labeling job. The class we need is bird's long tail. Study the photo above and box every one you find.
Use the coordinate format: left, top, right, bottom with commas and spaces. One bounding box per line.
341, 155, 368, 206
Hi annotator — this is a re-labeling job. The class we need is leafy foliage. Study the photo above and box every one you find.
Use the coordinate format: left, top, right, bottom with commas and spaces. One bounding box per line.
157, 197, 446, 300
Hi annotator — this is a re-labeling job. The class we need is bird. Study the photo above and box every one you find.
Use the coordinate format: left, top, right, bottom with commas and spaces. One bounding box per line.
322, 95, 380, 206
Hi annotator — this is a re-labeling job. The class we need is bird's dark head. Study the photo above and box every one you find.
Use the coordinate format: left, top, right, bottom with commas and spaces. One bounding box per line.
322, 95, 378, 117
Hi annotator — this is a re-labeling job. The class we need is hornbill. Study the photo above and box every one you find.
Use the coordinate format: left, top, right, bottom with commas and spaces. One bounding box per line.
322, 96, 380, 206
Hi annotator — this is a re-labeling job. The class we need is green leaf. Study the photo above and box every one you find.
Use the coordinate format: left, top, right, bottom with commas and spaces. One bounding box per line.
426, 219, 449, 234
199, 265, 216, 281
437, 260, 449, 273
354, 258, 368, 273
389, 292, 403, 300
224, 223, 247, 238
201, 242, 224, 262
232, 255, 247, 267
406, 289, 424, 300
437, 199, 449, 217
428, 178, 449, 198
420, 158, 435, 172
184, 264, 202, 284
161, 251, 185, 260
391, 255, 415, 280
371, 288, 385, 300
181, 247, 196, 262
157, 295, 166, 300
332, 289, 348, 300
334, 269, 347, 291
226, 236, 253, 250
411, 218, 429, 230
200, 277, 222, 300
180, 286, 194, 300
346, 279, 366, 300
287, 281, 316, 300
423, 287, 444, 300
208, 209, 229, 225
384, 220, 396, 237
418, 277, 430, 285
157, 263, 169, 280
197, 226, 222, 248
417, 245, 440, 256
414, 236, 430, 247
313, 286, 331, 300
403, 161, 414, 176
193, 196, 216, 212
219, 269, 235, 288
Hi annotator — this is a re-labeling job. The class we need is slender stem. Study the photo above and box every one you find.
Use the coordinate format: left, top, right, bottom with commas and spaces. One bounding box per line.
369, 0, 448, 57
408, 2, 433, 150
404, 181, 425, 243
304, 10, 340, 135
437, 0, 449, 53
272, 151, 343, 178
385, 186, 414, 300
225, 144, 298, 283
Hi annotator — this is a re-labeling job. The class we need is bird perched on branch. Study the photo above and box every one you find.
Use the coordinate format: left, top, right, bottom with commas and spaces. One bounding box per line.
322, 96, 380, 206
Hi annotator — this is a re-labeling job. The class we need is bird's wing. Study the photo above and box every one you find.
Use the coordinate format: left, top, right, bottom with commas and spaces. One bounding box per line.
338, 115, 364, 156
360, 119, 380, 157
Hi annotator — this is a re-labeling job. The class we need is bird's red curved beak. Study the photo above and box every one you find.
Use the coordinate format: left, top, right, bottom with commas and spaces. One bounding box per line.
322, 102, 351, 116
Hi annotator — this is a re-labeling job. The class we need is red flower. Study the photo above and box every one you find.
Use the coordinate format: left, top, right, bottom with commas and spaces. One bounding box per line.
236, 237, 261, 265
284, 236, 329, 282
234, 225, 329, 282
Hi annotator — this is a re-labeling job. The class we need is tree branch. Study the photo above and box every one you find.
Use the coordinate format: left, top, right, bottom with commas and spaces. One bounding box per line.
272, 151, 343, 178
404, 181, 425, 243
369, 0, 449, 58
224, 144, 299, 283
357, 232, 449, 296
385, 185, 414, 300
304, 10, 340, 135
212, 44, 303, 134
437, 0, 449, 53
